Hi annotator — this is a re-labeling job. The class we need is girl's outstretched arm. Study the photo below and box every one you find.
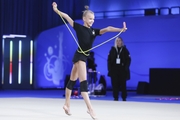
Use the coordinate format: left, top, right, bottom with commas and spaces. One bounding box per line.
100, 22, 127, 35
52, 2, 74, 27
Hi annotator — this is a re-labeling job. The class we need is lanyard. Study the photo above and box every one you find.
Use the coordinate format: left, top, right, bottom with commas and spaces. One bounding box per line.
116, 47, 122, 58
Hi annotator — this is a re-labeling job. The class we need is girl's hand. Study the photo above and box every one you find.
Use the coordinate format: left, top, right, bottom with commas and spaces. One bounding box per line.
52, 2, 57, 8
122, 22, 127, 32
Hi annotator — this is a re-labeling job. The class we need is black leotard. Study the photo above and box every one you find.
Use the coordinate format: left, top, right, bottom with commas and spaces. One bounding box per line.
72, 22, 100, 63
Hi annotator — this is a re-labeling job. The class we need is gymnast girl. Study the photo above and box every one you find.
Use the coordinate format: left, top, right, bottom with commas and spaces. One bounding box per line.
52, 2, 127, 119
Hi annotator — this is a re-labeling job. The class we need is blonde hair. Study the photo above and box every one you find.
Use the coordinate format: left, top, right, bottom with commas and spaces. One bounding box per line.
82, 5, 94, 17
114, 37, 124, 48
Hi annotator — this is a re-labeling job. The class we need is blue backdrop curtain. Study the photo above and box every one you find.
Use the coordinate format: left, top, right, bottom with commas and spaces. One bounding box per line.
0, 0, 90, 39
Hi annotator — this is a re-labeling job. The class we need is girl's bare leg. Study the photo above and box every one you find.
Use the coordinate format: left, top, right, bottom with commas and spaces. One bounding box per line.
77, 61, 97, 119
63, 64, 78, 115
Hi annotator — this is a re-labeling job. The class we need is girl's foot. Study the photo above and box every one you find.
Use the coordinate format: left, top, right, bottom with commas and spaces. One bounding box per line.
63, 105, 71, 116
87, 110, 97, 120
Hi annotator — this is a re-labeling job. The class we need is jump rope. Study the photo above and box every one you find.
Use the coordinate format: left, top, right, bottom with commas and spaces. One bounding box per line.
56, 8, 126, 56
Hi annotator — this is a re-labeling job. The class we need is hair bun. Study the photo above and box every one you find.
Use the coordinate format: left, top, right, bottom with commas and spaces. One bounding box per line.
84, 5, 89, 10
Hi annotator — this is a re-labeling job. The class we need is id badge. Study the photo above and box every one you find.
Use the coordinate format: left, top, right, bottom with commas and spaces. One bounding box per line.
116, 58, 120, 64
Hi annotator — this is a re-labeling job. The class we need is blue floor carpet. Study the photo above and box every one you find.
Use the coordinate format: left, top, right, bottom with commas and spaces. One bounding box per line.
0, 90, 180, 104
